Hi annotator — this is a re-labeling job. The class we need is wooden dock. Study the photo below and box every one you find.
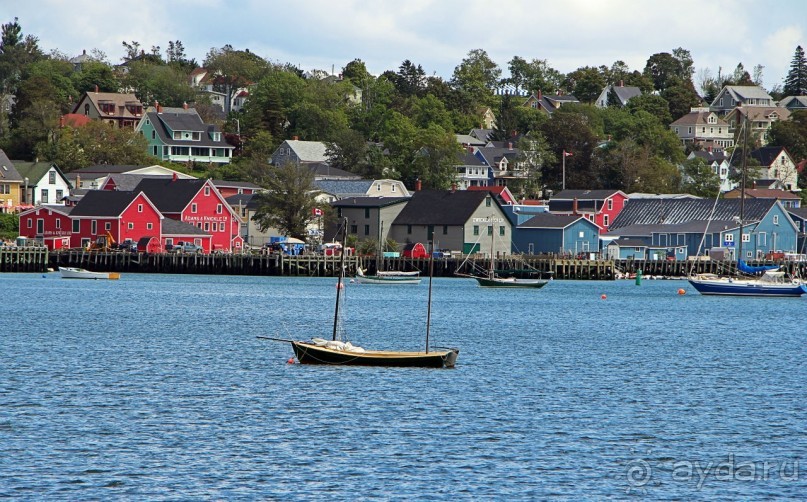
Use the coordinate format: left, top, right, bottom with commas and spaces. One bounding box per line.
3, 248, 804, 280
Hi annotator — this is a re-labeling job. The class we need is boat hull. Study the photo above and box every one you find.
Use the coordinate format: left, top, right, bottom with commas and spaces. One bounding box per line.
474, 277, 548, 288
59, 267, 120, 280
688, 278, 807, 297
291, 341, 458, 368
354, 275, 421, 285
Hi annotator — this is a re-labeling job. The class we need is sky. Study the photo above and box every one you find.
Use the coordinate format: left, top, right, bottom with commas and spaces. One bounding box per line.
4, 0, 805, 92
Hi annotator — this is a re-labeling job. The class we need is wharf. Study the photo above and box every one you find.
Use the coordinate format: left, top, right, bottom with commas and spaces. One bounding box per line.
0, 249, 800, 280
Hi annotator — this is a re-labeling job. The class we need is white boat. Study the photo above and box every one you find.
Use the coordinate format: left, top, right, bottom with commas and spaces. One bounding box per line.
355, 268, 421, 285
59, 267, 120, 280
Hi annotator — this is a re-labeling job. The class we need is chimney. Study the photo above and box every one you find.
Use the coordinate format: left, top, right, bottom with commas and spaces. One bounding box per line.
415, 179, 422, 191
573, 198, 579, 215
293, 136, 299, 141
619, 80, 624, 87
508, 142, 513, 150
183, 102, 188, 110
76, 174, 81, 188
94, 84, 98, 93
708, 146, 712, 153
172, 172, 178, 181
537, 89, 542, 101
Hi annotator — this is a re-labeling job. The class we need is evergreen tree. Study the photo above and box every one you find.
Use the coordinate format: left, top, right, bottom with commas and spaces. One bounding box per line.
783, 45, 807, 96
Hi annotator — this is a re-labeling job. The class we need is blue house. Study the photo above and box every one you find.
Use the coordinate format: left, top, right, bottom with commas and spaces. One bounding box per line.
610, 198, 800, 259
513, 213, 600, 255
606, 238, 650, 259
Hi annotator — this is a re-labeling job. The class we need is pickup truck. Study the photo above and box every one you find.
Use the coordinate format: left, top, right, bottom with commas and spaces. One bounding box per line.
172, 242, 203, 254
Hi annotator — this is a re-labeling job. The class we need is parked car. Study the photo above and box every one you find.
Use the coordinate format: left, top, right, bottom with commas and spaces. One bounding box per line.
174, 242, 203, 254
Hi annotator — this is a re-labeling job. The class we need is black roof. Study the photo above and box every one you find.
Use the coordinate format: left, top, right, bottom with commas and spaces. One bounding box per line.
519, 213, 586, 229
133, 178, 208, 213
552, 189, 623, 200
72, 165, 145, 174
147, 111, 231, 149
69, 190, 140, 216
392, 190, 494, 226
332, 197, 410, 208
610, 198, 776, 230
162, 217, 209, 236
750, 146, 787, 167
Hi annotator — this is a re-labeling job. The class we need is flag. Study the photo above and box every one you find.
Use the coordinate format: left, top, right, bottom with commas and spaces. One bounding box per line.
563, 150, 573, 157
312, 207, 323, 216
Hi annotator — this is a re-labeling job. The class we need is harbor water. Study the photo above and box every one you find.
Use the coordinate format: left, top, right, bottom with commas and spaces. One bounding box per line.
1, 273, 805, 499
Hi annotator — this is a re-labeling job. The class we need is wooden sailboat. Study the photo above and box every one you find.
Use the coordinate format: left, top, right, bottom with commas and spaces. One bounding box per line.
688, 117, 806, 297
275, 218, 458, 368
459, 219, 549, 288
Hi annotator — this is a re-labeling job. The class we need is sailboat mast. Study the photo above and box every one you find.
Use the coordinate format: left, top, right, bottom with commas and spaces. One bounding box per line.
489, 219, 495, 280
332, 217, 348, 341
425, 241, 434, 353
738, 116, 748, 265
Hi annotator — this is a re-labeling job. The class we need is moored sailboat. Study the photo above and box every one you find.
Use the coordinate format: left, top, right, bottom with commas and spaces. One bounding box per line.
267, 218, 458, 368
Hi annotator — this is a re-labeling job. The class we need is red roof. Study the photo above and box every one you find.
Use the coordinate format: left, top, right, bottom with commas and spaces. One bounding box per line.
61, 114, 92, 128
467, 185, 515, 204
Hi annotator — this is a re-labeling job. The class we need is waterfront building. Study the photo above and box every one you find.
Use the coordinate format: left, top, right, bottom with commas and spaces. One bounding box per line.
513, 213, 601, 256
548, 189, 628, 234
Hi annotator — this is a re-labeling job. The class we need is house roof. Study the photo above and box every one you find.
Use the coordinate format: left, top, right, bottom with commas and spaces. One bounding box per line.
72, 91, 143, 118
719, 85, 774, 103
519, 213, 587, 229
162, 217, 209, 236
133, 178, 208, 213
689, 150, 728, 163
62, 113, 92, 127
475, 146, 519, 166
211, 179, 262, 190
331, 197, 410, 208
779, 96, 807, 109
226, 193, 260, 210
670, 109, 729, 126
787, 207, 807, 220
610, 198, 776, 229
306, 163, 361, 180
469, 128, 494, 141
103, 173, 173, 191
552, 189, 624, 200
749, 146, 788, 167
10, 161, 65, 185
69, 190, 141, 217
610, 238, 649, 247
729, 106, 791, 122
284, 140, 329, 163
313, 179, 373, 196
392, 189, 495, 226
611, 85, 642, 103
723, 187, 800, 200
146, 111, 232, 149
0, 150, 23, 182
466, 185, 516, 204
71, 164, 147, 175
456, 134, 486, 147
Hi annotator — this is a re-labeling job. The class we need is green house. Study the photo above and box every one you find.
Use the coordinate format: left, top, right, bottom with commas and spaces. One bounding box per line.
136, 107, 234, 165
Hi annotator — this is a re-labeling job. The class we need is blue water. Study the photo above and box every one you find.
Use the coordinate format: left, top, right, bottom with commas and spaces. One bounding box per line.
1, 273, 805, 499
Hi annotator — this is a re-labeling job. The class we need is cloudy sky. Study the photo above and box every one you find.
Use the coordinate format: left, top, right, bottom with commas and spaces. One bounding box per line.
5, 0, 804, 91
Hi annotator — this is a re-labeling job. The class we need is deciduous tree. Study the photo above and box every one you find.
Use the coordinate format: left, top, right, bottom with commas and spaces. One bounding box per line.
252, 162, 320, 240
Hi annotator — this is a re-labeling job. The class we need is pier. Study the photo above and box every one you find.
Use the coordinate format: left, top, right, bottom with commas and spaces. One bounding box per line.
1, 248, 803, 280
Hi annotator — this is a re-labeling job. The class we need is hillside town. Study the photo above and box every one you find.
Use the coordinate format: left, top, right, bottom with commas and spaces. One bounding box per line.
1, 17, 806, 262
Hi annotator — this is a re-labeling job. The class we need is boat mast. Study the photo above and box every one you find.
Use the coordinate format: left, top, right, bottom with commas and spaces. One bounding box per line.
489, 218, 495, 280
738, 115, 748, 266
425, 240, 434, 353
332, 217, 348, 341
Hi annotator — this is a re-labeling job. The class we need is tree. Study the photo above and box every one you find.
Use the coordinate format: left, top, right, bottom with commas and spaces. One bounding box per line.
71, 59, 118, 93
644, 52, 686, 92
120, 62, 195, 107
513, 131, 554, 198
625, 94, 673, 125
783, 45, 807, 96
394, 60, 426, 97
408, 124, 461, 189
341, 58, 372, 88
0, 17, 44, 96
451, 49, 501, 108
681, 157, 720, 198
325, 128, 367, 173
539, 109, 599, 190
251, 162, 320, 240
660, 78, 702, 121
768, 111, 807, 167
564, 66, 606, 104
204, 45, 270, 114
42, 120, 151, 170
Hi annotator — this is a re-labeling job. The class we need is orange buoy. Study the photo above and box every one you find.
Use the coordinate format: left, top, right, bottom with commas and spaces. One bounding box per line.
287, 357, 295, 364
678, 288, 686, 295
600, 294, 607, 300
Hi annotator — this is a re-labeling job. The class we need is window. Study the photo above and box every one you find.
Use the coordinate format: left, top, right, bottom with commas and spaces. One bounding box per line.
27, 218, 32, 228
364, 225, 370, 236
147, 223, 153, 230
216, 204, 222, 214
151, 130, 156, 139
407, 225, 412, 235
364, 208, 370, 218
0, 184, 8, 194
84, 103, 90, 115
49, 172, 56, 184
41, 189, 48, 203
758, 232, 767, 245
443, 225, 448, 235
487, 225, 493, 236
376, 184, 381, 191
350, 224, 357, 234
607, 198, 613, 210
742, 233, 750, 243
603, 214, 610, 227
128, 222, 134, 230
392, 185, 396, 192
499, 226, 505, 236
138, 204, 143, 212
473, 225, 479, 236
73, 220, 79, 233
773, 215, 779, 225
725, 234, 734, 242
56, 190, 63, 200
579, 231, 585, 238
166, 238, 174, 246
105, 222, 111, 230
191, 203, 197, 213
91, 220, 97, 234
204, 186, 211, 196
153, 146, 158, 156
204, 222, 210, 231
485, 198, 491, 207
54, 219, 61, 230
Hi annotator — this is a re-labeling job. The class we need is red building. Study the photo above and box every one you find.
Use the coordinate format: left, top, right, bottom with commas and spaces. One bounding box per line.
67, 190, 162, 248
547, 189, 628, 234
134, 177, 244, 252
18, 205, 73, 249
211, 179, 262, 198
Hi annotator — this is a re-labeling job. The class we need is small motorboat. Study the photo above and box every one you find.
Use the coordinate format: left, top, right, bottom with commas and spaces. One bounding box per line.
58, 267, 120, 280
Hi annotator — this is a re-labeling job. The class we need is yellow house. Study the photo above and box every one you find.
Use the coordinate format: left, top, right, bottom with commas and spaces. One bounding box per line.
0, 150, 24, 213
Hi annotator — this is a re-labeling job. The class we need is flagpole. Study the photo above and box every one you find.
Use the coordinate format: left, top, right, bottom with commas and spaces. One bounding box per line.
562, 151, 566, 190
